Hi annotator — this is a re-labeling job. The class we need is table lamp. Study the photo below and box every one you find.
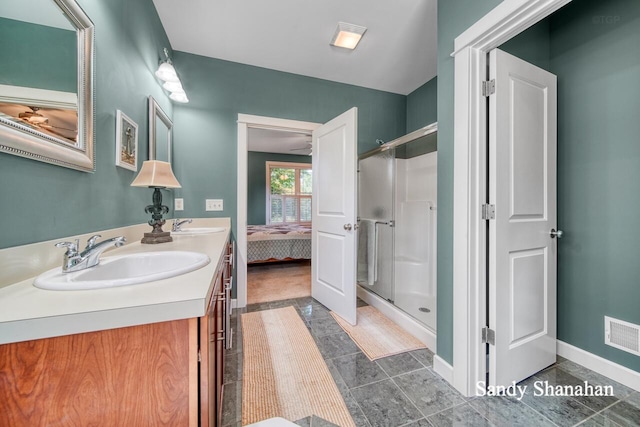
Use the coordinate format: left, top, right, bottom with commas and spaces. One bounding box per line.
131, 160, 181, 244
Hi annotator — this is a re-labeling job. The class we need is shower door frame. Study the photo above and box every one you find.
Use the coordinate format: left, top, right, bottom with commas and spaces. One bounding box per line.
357, 145, 397, 303
357, 123, 438, 316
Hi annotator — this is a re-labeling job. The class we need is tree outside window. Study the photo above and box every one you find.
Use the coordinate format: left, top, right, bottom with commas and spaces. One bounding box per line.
267, 162, 311, 224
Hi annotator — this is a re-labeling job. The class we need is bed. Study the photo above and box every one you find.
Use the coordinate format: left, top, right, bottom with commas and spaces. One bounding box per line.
247, 224, 312, 264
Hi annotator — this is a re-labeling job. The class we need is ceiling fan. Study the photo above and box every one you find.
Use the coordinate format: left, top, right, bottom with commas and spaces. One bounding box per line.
19, 106, 48, 125
289, 140, 312, 155
18, 106, 77, 141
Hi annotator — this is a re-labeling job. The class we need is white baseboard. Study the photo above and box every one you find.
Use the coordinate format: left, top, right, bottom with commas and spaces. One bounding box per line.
557, 340, 640, 392
434, 355, 454, 385
231, 299, 237, 310
357, 286, 436, 352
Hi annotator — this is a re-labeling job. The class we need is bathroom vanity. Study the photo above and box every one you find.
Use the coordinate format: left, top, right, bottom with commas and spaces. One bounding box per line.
0, 219, 232, 426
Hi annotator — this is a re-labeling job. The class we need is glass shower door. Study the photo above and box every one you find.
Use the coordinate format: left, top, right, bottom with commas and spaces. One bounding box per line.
357, 149, 395, 302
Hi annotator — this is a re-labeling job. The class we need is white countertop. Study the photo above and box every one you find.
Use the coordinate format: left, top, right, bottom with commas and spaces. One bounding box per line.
0, 218, 231, 345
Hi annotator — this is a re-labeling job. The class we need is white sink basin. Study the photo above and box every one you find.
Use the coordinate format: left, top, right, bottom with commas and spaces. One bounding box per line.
171, 227, 226, 235
34, 251, 211, 291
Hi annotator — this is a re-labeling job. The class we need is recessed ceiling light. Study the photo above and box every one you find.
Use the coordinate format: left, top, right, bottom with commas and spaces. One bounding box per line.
330, 22, 367, 50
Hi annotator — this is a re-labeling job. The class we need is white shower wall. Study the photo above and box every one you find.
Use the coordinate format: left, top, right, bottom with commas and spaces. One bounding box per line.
394, 151, 437, 330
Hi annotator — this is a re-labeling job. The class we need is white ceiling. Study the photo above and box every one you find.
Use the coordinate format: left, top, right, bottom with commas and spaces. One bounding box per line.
152, 0, 437, 95
248, 128, 312, 155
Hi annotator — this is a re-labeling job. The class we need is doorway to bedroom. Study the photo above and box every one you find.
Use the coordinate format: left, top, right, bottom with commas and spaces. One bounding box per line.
236, 115, 321, 308
246, 133, 313, 305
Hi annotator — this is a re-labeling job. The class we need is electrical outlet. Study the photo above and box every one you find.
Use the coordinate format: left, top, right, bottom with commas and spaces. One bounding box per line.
174, 198, 184, 211
206, 199, 223, 211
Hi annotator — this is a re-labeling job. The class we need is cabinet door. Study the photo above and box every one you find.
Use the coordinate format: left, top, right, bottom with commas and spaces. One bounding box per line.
215, 272, 225, 426
0, 320, 196, 426
224, 241, 234, 349
200, 269, 222, 427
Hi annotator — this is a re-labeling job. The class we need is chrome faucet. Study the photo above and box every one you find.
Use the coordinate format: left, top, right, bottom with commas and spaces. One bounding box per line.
55, 235, 126, 273
172, 218, 193, 232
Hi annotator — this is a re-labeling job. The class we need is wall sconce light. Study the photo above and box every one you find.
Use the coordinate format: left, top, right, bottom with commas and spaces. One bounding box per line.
131, 160, 182, 244
155, 48, 189, 103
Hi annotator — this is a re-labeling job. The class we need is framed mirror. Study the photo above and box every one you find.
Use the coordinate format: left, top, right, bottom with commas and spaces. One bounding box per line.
148, 96, 172, 163
0, 0, 95, 172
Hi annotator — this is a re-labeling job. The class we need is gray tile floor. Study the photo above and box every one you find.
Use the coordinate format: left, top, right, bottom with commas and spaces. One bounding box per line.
222, 298, 640, 427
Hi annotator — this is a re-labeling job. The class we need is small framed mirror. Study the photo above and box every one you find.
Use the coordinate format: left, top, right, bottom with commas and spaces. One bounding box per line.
148, 96, 172, 163
0, 0, 95, 172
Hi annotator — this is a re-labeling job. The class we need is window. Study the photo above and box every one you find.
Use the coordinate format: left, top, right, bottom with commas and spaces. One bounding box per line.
267, 161, 312, 224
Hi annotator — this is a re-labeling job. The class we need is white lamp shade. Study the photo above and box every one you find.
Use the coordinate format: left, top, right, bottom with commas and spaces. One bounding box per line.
155, 62, 179, 82
131, 160, 181, 188
163, 80, 184, 92
170, 92, 189, 103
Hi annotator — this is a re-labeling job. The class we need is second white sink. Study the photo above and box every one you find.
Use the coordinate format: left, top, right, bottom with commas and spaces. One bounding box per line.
34, 251, 211, 291
171, 227, 226, 235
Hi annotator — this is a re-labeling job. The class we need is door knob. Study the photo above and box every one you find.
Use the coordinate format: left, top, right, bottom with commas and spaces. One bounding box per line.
550, 229, 564, 239
344, 223, 352, 231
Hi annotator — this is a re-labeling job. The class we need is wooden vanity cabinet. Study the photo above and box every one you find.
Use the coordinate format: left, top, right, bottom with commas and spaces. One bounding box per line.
199, 265, 226, 427
0, 241, 233, 427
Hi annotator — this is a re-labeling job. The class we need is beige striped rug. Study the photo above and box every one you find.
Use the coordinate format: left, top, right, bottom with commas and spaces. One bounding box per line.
241, 306, 355, 427
331, 306, 427, 360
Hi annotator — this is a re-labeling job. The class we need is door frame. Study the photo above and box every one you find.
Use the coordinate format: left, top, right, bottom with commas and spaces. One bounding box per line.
236, 114, 321, 308
450, 0, 571, 396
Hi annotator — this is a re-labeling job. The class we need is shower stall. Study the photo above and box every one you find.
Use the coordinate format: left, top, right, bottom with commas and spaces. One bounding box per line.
357, 124, 437, 333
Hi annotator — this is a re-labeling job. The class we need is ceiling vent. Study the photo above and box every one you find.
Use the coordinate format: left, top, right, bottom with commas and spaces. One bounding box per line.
605, 316, 640, 356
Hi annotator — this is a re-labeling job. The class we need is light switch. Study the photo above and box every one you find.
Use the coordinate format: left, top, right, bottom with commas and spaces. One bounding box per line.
174, 198, 184, 211
206, 199, 223, 211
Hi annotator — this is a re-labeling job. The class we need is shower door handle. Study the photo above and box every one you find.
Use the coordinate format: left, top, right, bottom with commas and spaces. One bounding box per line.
344, 223, 352, 231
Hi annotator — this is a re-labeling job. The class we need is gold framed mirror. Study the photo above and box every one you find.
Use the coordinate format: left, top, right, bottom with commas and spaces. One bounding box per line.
0, 0, 95, 172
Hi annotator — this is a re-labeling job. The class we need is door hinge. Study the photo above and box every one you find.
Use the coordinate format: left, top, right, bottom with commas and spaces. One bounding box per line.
197, 348, 201, 363
482, 79, 495, 97
481, 204, 495, 220
482, 327, 495, 345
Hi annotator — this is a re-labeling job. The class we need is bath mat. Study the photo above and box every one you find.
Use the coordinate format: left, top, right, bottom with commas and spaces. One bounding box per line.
331, 306, 427, 360
241, 306, 355, 426
247, 262, 311, 304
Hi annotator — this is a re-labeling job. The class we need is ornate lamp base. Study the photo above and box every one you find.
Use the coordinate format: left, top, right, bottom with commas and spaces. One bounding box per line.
141, 187, 173, 244
141, 231, 172, 244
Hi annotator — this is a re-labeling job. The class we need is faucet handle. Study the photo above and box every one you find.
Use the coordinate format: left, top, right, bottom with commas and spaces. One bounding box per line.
172, 218, 192, 232
55, 239, 79, 255
86, 234, 102, 249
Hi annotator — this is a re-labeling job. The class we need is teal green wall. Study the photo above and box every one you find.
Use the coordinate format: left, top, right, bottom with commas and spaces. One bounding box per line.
0, 0, 173, 249
0, 18, 76, 92
247, 152, 312, 225
406, 76, 438, 132
171, 52, 407, 240
436, 0, 503, 365
488, 0, 640, 372
538, 0, 639, 372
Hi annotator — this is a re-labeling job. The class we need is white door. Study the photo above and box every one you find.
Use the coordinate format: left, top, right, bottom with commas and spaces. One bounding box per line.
489, 49, 557, 386
312, 107, 358, 325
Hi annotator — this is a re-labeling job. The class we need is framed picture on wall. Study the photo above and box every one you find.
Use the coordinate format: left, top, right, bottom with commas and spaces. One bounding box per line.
115, 110, 138, 171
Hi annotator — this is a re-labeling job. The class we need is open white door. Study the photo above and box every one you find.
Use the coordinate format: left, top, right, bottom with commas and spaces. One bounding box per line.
312, 108, 358, 325
489, 49, 557, 386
